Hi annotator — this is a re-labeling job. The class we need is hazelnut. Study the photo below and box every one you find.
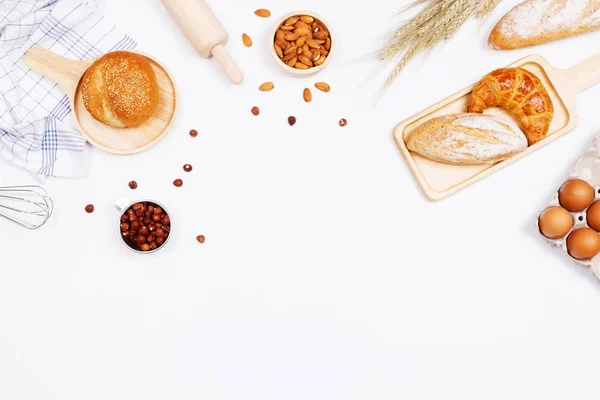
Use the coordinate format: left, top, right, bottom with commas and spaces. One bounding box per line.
85, 204, 94, 213
140, 243, 151, 252
120, 222, 130, 231
129, 181, 138, 190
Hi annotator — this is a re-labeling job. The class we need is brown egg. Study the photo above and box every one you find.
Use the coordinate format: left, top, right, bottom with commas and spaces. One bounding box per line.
559, 179, 595, 212
587, 201, 600, 232
539, 206, 573, 239
566, 228, 600, 260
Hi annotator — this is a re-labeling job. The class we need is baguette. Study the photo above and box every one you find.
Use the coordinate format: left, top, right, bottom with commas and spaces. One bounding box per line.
489, 0, 600, 50
405, 114, 528, 165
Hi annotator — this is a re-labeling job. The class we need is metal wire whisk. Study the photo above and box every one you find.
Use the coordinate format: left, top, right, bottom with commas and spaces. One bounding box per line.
0, 186, 54, 230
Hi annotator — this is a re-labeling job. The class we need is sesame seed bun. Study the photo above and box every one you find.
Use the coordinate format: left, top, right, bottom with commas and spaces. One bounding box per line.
81, 51, 159, 128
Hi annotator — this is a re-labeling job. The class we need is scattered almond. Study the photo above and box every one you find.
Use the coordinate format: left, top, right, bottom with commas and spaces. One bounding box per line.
315, 82, 330, 92
242, 33, 252, 47
303, 88, 312, 102
259, 82, 274, 91
273, 14, 331, 71
254, 9, 271, 17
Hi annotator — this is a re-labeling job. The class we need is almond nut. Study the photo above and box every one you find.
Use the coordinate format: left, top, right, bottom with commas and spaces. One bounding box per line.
295, 62, 310, 70
275, 39, 287, 49
284, 33, 299, 41
311, 49, 320, 61
276, 30, 286, 41
303, 88, 312, 102
286, 57, 297, 68
259, 82, 274, 91
306, 39, 320, 49
242, 33, 252, 47
295, 21, 309, 30
315, 82, 330, 92
280, 25, 294, 31
313, 31, 328, 40
314, 56, 326, 66
296, 36, 307, 47
325, 38, 331, 50
285, 16, 299, 26
299, 55, 313, 66
274, 44, 283, 58
300, 16, 314, 24
294, 28, 311, 36
255, 9, 271, 17
284, 45, 297, 55
282, 51, 296, 62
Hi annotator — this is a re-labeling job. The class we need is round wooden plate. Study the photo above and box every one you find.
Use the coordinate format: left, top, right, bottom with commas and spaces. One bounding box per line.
24, 47, 177, 155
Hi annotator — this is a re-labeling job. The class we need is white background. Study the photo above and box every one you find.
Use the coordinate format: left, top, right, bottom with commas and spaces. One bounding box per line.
2, 0, 600, 399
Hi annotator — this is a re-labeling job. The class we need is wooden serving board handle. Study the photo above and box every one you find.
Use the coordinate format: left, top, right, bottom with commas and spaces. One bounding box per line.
23, 46, 90, 97
560, 52, 600, 98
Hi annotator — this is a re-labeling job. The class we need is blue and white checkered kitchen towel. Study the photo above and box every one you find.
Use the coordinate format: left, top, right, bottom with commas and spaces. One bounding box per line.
0, 0, 136, 177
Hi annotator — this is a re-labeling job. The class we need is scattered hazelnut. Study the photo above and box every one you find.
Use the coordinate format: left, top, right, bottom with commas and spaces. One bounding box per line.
189, 129, 198, 137
251, 106, 260, 116
197, 235, 206, 244
183, 164, 193, 172
288, 116, 296, 126
129, 180, 138, 189
173, 179, 183, 187
85, 204, 94, 213
339, 118, 347, 127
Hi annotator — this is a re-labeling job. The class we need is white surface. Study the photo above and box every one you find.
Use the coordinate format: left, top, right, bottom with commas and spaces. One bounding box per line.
2, 1, 600, 399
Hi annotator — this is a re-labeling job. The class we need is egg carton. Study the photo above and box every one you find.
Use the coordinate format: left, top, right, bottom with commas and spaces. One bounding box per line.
535, 132, 600, 278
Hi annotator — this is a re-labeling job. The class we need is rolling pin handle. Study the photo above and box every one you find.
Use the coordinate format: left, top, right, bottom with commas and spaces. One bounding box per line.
211, 44, 243, 85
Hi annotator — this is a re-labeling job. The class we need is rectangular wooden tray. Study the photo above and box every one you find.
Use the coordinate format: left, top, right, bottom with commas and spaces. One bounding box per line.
393, 53, 600, 201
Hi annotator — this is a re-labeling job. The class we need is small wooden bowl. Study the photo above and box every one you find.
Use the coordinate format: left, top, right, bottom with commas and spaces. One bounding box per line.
269, 11, 334, 77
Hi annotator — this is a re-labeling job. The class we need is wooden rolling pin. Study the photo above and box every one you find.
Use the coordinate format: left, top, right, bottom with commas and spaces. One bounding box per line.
161, 0, 243, 85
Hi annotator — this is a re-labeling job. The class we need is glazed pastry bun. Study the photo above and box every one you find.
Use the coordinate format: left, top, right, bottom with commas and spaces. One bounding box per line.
81, 51, 159, 128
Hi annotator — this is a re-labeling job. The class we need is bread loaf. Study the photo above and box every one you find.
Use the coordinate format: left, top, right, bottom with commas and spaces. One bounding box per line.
81, 51, 159, 128
489, 0, 600, 50
405, 114, 528, 165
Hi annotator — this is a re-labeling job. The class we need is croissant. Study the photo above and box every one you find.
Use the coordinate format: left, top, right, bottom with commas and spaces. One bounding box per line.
467, 67, 554, 146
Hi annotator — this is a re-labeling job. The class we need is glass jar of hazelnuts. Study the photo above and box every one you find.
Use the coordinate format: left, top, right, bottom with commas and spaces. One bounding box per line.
115, 198, 172, 254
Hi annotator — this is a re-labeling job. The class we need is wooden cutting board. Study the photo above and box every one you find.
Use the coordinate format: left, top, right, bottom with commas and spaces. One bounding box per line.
394, 53, 600, 201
